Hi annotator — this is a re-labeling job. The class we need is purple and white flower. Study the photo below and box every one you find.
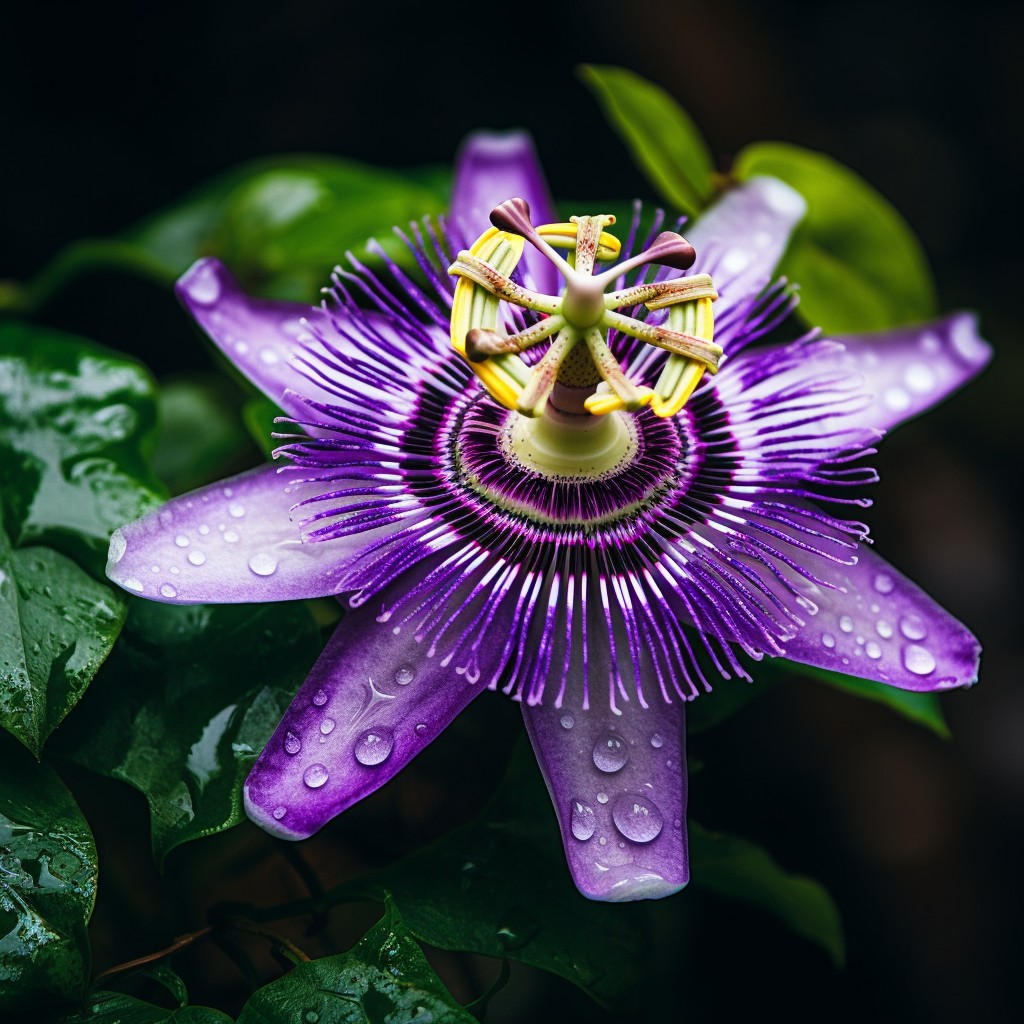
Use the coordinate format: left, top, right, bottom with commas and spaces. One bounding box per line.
106, 132, 989, 901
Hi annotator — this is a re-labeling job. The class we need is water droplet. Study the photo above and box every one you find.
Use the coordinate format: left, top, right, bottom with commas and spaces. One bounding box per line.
312, 688, 328, 706
160, 584, 177, 599
320, 718, 335, 735
598, 836, 607, 846
284, 732, 301, 755
304, 1011, 319, 1023
839, 615, 854, 633
229, 503, 245, 518
174, 534, 189, 548
874, 572, 895, 594
650, 733, 664, 749
198, 524, 210, 535
900, 615, 928, 641
612, 793, 664, 843
109, 529, 127, 563
865, 641, 882, 659
876, 619, 894, 639
560, 713, 575, 730
187, 551, 206, 566
394, 665, 415, 686
303, 764, 329, 788
903, 644, 936, 676
884, 385, 911, 412
905, 362, 936, 393
124, 577, 144, 593
414, 722, 428, 737
222, 487, 234, 498
822, 633, 836, 649
224, 530, 239, 543
593, 733, 629, 773
159, 510, 174, 526
570, 800, 596, 840
596, 792, 609, 804
260, 348, 280, 365
354, 728, 394, 766
186, 262, 221, 303
248, 552, 278, 576
272, 806, 286, 820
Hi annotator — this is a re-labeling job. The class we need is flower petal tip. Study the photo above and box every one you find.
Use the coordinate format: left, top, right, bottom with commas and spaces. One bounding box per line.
175, 256, 231, 309
243, 782, 310, 841
580, 866, 688, 903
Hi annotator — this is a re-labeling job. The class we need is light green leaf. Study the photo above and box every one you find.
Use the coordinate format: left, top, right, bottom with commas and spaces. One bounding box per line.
579, 64, 716, 215
690, 822, 844, 967
0, 521, 127, 756
733, 142, 938, 332
0, 322, 163, 576
237, 897, 475, 1024
55, 600, 321, 866
0, 751, 98, 1011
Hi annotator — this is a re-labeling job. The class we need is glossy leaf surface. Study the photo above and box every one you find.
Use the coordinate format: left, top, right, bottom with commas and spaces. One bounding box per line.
0, 323, 163, 576
734, 142, 938, 332
236, 898, 474, 1024
0, 752, 97, 1010
56, 600, 321, 865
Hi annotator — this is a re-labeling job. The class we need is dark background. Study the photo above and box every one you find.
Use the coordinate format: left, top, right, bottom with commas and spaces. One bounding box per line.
3, 1, 1022, 1020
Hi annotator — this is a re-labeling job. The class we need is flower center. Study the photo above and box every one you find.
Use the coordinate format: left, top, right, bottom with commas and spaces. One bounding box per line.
448, 197, 722, 429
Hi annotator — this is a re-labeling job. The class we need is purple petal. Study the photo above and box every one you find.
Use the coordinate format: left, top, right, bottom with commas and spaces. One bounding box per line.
688, 176, 806, 326
780, 545, 980, 691
522, 698, 687, 901
106, 465, 373, 604
176, 258, 336, 418
244, 599, 488, 839
450, 130, 560, 295
831, 312, 992, 433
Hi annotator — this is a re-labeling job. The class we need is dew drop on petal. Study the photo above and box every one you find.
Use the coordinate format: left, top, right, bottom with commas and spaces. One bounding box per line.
822, 633, 836, 649
414, 723, 428, 737
560, 713, 575, 730
109, 529, 127, 563
312, 688, 328, 707
612, 793, 664, 843
650, 733, 664, 749
187, 551, 206, 566
320, 718, 335, 736
174, 535, 189, 548
303, 764, 329, 788
224, 530, 239, 543
570, 800, 596, 841
222, 487, 234, 498
160, 584, 177, 599
229, 503, 245, 518
903, 644, 936, 676
124, 578, 144, 593
839, 615, 854, 633
158, 510, 174, 526
874, 572, 895, 595
248, 552, 278, 576
354, 728, 394, 766
198, 524, 210, 535
596, 792, 609, 804
865, 641, 882, 659
905, 362, 936, 393
272, 806, 286, 820
284, 732, 301, 755
593, 734, 629, 773
876, 619, 894, 639
884, 386, 911, 412
900, 614, 928, 641
395, 666, 414, 686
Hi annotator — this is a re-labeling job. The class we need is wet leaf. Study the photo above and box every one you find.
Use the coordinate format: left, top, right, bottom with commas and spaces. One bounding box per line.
0, 323, 163, 576
690, 822, 844, 967
53, 992, 232, 1024
0, 749, 98, 1011
338, 741, 645, 1009
734, 142, 937, 332
0, 519, 127, 756
236, 897, 474, 1024
579, 64, 716, 215
55, 600, 321, 866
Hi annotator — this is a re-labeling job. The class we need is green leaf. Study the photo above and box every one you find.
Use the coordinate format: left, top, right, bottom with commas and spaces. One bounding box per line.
789, 663, 951, 738
52, 992, 232, 1024
733, 142, 938, 332
0, 750, 98, 1011
0, 322, 163, 576
690, 822, 844, 967
686, 675, 777, 733
338, 740, 644, 1009
579, 64, 716, 215
242, 395, 282, 460
0, 520, 127, 756
237, 897, 475, 1024
11, 157, 451, 310
55, 600, 322, 865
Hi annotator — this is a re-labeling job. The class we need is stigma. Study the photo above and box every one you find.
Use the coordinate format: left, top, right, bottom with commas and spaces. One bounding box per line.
448, 198, 720, 420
